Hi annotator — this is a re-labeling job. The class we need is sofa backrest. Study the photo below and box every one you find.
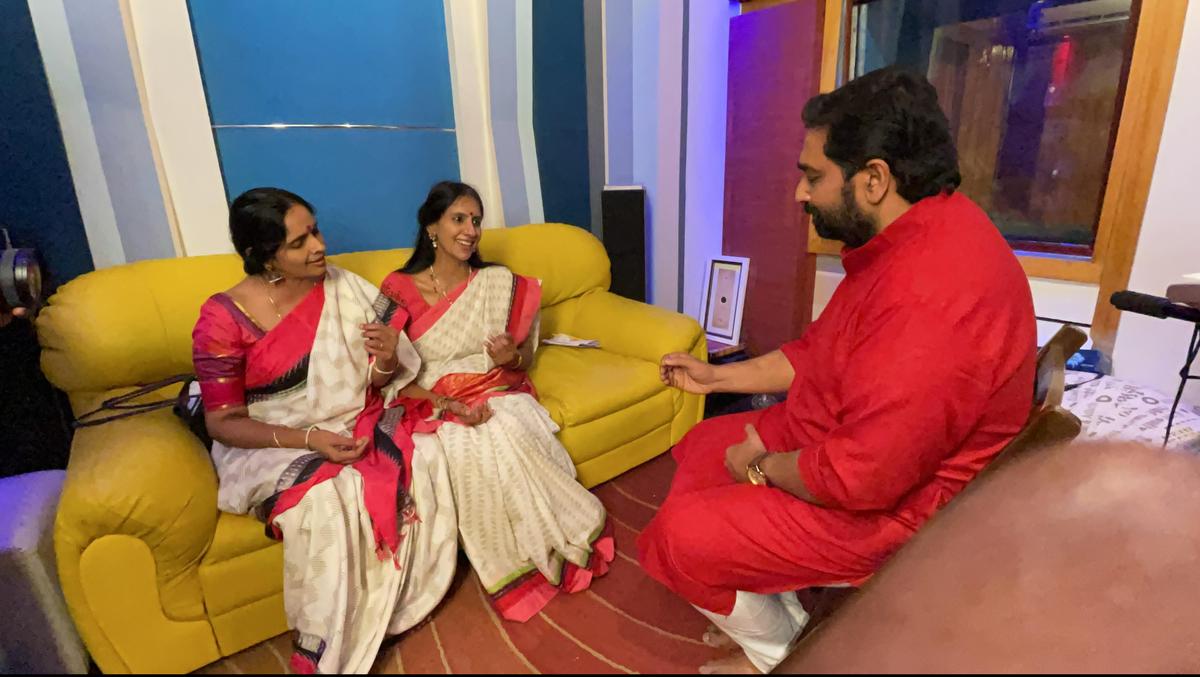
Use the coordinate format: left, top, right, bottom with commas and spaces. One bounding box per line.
38, 223, 610, 396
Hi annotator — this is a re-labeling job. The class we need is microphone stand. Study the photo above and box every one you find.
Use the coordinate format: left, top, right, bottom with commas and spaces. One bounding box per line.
1165, 324, 1200, 446
1163, 284, 1200, 446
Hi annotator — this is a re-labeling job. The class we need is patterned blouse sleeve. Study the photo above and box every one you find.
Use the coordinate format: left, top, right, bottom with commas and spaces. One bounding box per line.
379, 272, 413, 331
192, 297, 247, 412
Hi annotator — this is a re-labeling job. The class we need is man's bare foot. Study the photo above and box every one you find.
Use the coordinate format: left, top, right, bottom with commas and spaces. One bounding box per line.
699, 651, 761, 674
701, 624, 738, 650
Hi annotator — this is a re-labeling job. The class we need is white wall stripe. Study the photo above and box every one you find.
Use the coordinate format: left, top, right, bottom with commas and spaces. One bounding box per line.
605, 0, 635, 185
124, 0, 230, 255
444, 0, 506, 228
62, 0, 176, 263
601, 0, 610, 185
682, 0, 735, 322
653, 0, 685, 311
27, 0, 126, 269
514, 0, 545, 224
486, 1, 532, 226
584, 0, 606, 235
118, 0, 185, 257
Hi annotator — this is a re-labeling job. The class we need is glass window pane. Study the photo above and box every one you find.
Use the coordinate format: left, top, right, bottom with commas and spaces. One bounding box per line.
849, 0, 1137, 255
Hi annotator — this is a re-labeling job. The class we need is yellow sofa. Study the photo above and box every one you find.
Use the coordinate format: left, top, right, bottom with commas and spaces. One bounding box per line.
37, 223, 705, 674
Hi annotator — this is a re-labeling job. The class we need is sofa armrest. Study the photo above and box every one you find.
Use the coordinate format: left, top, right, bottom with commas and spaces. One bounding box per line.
562, 291, 706, 364
55, 408, 219, 632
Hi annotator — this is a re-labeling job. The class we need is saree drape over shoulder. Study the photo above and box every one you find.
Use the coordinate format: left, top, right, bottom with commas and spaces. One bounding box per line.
193, 266, 458, 673
381, 265, 613, 622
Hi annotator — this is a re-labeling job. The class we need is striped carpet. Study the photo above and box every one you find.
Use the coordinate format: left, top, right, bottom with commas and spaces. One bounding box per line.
195, 452, 727, 674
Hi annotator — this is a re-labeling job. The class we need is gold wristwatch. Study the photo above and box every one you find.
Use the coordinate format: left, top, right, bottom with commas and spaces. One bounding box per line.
746, 452, 771, 487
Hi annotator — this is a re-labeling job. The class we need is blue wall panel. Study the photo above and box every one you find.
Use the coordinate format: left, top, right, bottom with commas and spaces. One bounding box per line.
532, 0, 591, 228
0, 1, 92, 286
189, 0, 455, 128
188, 0, 459, 253
215, 127, 459, 253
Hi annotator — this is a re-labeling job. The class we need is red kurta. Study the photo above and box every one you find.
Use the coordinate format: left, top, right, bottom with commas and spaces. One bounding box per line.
638, 191, 1036, 614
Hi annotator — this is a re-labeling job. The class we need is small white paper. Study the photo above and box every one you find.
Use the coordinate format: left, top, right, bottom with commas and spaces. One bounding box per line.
542, 333, 600, 348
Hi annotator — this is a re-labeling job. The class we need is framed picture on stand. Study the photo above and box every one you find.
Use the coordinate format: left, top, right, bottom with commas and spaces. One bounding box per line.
699, 256, 750, 350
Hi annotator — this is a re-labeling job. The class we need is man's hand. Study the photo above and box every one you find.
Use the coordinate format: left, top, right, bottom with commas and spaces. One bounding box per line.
0, 306, 28, 329
725, 424, 768, 483
661, 352, 719, 394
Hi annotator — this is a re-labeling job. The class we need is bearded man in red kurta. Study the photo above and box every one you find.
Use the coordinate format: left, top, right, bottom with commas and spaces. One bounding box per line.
638, 66, 1036, 674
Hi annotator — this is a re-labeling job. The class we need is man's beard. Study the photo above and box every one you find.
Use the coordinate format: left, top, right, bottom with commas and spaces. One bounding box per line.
806, 184, 877, 249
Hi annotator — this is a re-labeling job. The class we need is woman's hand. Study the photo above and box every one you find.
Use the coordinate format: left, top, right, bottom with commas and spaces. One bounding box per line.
362, 322, 400, 369
485, 333, 519, 368
308, 429, 369, 464
443, 398, 493, 426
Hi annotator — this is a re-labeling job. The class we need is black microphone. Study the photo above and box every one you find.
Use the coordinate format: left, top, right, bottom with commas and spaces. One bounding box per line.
1110, 290, 1200, 323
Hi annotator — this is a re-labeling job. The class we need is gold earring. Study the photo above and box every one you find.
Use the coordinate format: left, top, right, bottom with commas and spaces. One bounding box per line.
264, 264, 283, 285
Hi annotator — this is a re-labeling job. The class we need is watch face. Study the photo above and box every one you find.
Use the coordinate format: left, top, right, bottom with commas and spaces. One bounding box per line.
748, 468, 765, 486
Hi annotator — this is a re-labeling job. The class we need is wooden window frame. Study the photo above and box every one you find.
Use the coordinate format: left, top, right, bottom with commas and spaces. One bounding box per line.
812, 0, 1189, 354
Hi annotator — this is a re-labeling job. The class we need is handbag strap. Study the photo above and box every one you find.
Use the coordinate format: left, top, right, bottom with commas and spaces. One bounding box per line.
73, 374, 194, 429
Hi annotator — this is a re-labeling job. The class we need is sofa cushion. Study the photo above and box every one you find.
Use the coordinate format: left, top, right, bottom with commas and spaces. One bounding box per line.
37, 256, 243, 394
203, 513, 276, 566
531, 346, 663, 429
199, 514, 282, 619
38, 224, 609, 396
478, 223, 610, 306
558, 389, 677, 468
329, 248, 411, 287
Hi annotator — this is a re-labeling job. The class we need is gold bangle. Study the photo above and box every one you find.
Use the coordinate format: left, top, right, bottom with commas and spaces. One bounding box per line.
271, 430, 282, 448
372, 360, 397, 375
305, 426, 319, 451
509, 352, 524, 370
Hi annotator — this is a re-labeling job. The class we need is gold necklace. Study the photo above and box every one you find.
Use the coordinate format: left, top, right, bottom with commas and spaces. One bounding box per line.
265, 276, 283, 320
265, 276, 315, 321
427, 268, 449, 299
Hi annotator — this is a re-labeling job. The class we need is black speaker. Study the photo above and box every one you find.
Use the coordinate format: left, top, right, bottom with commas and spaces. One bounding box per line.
601, 185, 646, 302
